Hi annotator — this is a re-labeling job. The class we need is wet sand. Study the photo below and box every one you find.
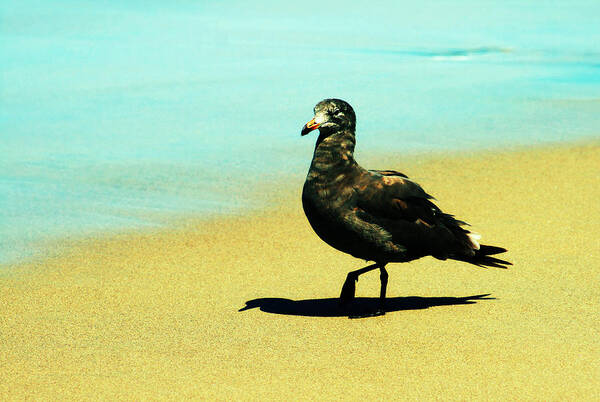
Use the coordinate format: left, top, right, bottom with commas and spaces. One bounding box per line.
2, 142, 599, 400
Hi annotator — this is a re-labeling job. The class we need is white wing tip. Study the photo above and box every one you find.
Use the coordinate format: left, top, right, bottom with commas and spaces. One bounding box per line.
467, 233, 481, 250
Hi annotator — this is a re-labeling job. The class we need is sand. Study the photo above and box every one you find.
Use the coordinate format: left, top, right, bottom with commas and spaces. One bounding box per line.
1, 142, 599, 400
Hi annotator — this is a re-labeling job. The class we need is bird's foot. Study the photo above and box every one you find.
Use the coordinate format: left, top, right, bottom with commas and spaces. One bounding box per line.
348, 308, 386, 319
348, 299, 386, 319
339, 276, 357, 305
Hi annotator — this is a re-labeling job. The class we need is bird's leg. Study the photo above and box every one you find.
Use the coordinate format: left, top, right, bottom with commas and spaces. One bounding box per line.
377, 265, 389, 315
379, 266, 388, 300
339, 263, 380, 304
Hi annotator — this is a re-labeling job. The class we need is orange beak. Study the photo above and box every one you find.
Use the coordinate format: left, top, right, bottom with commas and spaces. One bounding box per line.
301, 117, 321, 136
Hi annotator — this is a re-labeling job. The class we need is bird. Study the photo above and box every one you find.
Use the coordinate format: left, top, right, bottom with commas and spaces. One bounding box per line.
301, 98, 510, 316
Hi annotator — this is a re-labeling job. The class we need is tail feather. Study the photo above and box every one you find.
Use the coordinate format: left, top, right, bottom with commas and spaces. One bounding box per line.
478, 244, 508, 256
456, 244, 512, 269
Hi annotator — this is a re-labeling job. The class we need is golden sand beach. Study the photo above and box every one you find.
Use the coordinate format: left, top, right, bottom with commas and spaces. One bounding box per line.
1, 142, 599, 400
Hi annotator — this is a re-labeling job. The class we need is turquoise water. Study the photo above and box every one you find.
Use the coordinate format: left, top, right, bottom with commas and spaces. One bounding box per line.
1, 1, 599, 264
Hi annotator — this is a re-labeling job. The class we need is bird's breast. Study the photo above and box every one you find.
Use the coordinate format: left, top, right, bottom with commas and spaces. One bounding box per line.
303, 171, 356, 211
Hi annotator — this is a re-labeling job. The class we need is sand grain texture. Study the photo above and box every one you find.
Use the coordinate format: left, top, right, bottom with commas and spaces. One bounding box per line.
2, 143, 599, 400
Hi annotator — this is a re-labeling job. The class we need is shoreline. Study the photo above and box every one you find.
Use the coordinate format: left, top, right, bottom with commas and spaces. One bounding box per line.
2, 140, 599, 399
3, 138, 596, 272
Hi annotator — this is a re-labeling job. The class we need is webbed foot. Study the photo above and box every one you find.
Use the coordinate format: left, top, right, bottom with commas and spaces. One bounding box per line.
348, 307, 386, 319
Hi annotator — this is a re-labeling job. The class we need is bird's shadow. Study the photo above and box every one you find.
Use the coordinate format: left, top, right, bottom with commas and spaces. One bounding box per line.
239, 294, 495, 319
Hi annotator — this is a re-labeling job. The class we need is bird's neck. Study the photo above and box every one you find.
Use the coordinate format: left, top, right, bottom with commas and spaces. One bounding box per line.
308, 130, 357, 176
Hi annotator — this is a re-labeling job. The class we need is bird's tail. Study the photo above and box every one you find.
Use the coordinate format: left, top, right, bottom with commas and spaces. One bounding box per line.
455, 244, 512, 269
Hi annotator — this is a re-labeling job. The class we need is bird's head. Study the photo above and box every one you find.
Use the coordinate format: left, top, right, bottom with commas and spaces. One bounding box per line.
301, 98, 356, 136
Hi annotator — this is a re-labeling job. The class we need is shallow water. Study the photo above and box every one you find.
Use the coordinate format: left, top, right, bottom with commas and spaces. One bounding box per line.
1, 0, 599, 264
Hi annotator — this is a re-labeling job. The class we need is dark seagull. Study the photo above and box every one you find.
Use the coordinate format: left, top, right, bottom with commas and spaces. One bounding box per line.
301, 99, 510, 316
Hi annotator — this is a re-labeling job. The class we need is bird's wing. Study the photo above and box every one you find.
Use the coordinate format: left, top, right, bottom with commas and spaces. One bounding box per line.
359, 169, 438, 222
353, 170, 475, 258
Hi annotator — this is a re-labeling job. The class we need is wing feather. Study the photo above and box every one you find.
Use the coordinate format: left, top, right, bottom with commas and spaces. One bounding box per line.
353, 170, 474, 259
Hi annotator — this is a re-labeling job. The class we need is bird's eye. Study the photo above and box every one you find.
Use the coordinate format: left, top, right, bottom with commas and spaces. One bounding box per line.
332, 109, 341, 116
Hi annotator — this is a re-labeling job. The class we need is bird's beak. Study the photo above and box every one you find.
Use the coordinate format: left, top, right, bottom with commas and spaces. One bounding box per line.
301, 117, 320, 136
